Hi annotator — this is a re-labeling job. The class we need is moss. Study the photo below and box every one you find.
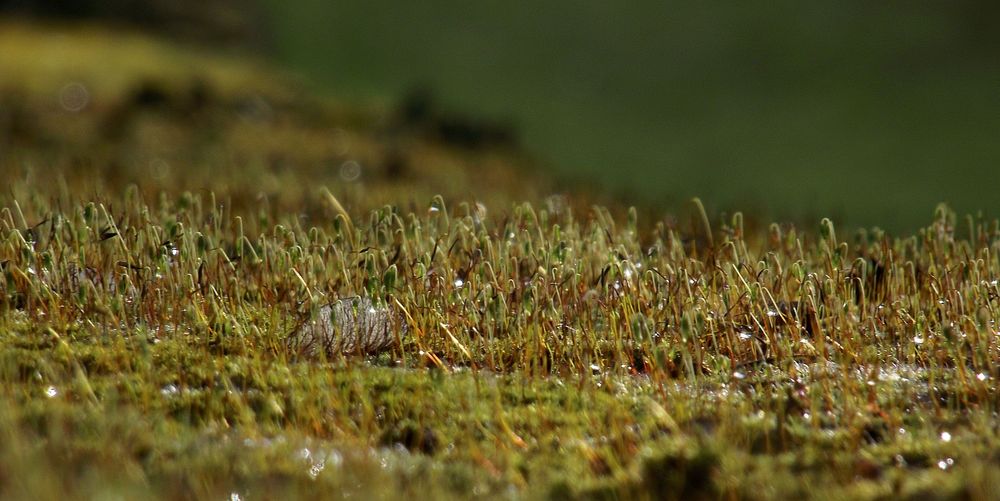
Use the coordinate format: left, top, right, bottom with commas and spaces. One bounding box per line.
1, 19, 1000, 501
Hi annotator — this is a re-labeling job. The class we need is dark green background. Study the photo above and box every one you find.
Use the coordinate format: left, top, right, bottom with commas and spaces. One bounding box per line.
263, 1, 1000, 230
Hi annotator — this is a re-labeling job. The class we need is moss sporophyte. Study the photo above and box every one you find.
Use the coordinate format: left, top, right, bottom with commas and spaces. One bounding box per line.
1, 21, 999, 500
2, 189, 999, 499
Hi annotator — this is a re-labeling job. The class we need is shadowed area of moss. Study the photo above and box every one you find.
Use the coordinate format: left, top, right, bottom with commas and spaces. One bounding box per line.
0, 21, 565, 217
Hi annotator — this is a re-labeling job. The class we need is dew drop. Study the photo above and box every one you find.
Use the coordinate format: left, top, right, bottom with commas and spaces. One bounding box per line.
328, 450, 343, 467
309, 460, 326, 479
59, 82, 90, 112
339, 160, 362, 182
147, 158, 174, 183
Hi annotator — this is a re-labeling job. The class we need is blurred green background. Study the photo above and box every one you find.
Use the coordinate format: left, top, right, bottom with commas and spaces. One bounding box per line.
4, 1, 999, 230
262, 1, 1000, 230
